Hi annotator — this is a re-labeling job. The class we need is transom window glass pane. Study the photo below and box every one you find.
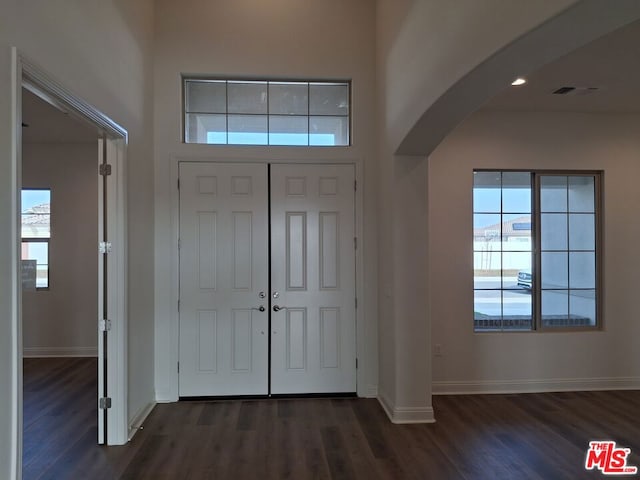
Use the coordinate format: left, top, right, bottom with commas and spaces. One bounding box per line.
184, 78, 350, 146
309, 116, 348, 146
185, 114, 226, 144
185, 81, 226, 113
269, 83, 308, 115
228, 115, 268, 145
309, 83, 349, 116
269, 116, 308, 146
228, 82, 268, 114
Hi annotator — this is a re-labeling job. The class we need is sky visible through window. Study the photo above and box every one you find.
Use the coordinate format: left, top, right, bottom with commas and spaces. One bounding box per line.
22, 189, 50, 212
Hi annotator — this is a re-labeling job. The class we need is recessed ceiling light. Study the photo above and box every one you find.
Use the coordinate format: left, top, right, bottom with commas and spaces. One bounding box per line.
511, 77, 527, 86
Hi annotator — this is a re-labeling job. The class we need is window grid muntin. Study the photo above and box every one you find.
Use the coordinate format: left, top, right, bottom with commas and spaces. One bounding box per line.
473, 170, 601, 332
183, 78, 350, 146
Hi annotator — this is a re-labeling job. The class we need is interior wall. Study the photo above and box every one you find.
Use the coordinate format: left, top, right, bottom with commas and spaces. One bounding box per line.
153, 0, 378, 401
0, 2, 155, 476
429, 110, 640, 393
22, 143, 98, 357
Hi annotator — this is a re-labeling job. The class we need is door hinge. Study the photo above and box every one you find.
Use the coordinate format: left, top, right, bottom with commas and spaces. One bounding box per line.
99, 319, 112, 332
99, 164, 112, 176
99, 241, 112, 254
178, 299, 180, 312
178, 238, 181, 250
356, 358, 358, 369
355, 298, 358, 309
177, 362, 180, 373
99, 397, 112, 409
354, 180, 357, 191
177, 178, 180, 190
354, 237, 357, 250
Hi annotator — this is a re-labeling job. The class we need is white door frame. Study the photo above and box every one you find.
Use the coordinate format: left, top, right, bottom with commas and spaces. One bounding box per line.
166, 156, 368, 401
10, 49, 129, 479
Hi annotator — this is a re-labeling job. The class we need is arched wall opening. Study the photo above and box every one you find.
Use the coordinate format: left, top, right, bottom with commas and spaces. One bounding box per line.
376, 0, 640, 422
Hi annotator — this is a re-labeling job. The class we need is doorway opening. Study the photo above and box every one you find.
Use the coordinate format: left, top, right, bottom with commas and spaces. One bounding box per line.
13, 53, 130, 479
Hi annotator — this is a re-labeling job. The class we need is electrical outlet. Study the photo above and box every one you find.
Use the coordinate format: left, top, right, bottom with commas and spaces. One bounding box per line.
434, 344, 443, 357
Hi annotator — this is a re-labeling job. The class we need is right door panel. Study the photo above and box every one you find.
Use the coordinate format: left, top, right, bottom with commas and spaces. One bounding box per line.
270, 164, 356, 394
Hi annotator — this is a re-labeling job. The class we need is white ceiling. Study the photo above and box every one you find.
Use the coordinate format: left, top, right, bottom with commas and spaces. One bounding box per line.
483, 19, 640, 113
22, 88, 98, 144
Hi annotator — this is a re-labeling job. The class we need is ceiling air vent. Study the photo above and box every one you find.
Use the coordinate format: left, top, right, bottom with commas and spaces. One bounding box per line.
552, 86, 600, 96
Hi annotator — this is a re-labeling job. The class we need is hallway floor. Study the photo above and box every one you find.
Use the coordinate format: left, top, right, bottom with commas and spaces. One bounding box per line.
23, 358, 640, 479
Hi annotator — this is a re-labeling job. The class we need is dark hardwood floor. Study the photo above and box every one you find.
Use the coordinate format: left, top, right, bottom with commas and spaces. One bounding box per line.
24, 358, 640, 479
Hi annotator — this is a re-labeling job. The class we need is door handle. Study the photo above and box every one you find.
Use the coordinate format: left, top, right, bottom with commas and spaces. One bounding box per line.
252, 305, 266, 312
273, 305, 287, 312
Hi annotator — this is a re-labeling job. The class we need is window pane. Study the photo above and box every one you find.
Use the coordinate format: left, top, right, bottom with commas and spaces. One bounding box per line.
502, 172, 531, 213
269, 116, 308, 145
503, 290, 532, 330
21, 241, 48, 289
309, 116, 348, 146
474, 290, 502, 330
269, 83, 308, 115
473, 213, 502, 240
569, 252, 595, 289
21, 190, 50, 238
185, 113, 226, 144
474, 251, 501, 288
569, 214, 595, 250
309, 83, 349, 116
503, 251, 530, 288
228, 115, 268, 145
185, 80, 226, 113
568, 176, 595, 213
570, 290, 596, 326
542, 290, 569, 327
502, 213, 531, 250
540, 176, 567, 212
473, 172, 501, 212
541, 252, 568, 289
228, 82, 268, 114
541, 213, 567, 251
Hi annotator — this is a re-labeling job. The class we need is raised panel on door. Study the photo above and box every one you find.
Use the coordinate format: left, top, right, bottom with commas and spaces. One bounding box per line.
179, 162, 269, 396
270, 164, 356, 394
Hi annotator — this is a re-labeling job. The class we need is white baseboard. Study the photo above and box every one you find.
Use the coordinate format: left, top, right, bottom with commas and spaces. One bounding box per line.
23, 346, 98, 358
432, 376, 640, 395
378, 391, 435, 424
128, 401, 156, 441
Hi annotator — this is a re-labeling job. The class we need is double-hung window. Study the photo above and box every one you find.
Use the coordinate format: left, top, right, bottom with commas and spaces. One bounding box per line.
21, 189, 51, 290
473, 171, 601, 332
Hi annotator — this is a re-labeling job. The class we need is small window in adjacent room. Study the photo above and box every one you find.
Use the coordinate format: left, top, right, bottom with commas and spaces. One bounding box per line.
473, 171, 601, 332
21, 189, 51, 290
183, 79, 350, 146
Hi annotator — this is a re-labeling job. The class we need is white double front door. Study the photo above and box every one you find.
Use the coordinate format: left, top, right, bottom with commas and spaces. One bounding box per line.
178, 162, 356, 396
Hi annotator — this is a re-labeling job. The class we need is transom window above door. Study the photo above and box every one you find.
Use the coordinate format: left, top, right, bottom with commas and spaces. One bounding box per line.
183, 78, 350, 146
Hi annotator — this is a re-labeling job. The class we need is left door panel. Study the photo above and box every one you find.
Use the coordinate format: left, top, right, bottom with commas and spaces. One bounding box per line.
179, 163, 269, 396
